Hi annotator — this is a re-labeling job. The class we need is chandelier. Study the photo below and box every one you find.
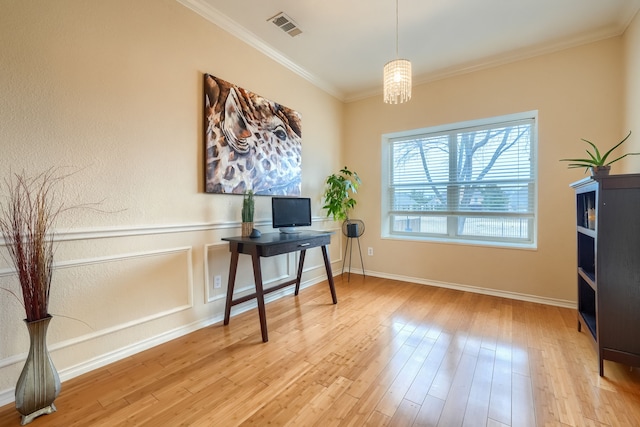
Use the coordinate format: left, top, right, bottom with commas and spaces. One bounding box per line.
383, 0, 412, 104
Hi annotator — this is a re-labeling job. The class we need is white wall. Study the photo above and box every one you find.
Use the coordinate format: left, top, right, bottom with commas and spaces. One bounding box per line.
0, 0, 344, 403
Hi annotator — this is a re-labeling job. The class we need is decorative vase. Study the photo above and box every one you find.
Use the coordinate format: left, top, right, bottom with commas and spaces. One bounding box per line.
242, 221, 253, 237
15, 315, 61, 425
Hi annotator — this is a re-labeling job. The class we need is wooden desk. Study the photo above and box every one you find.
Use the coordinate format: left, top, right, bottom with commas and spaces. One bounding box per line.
222, 231, 337, 342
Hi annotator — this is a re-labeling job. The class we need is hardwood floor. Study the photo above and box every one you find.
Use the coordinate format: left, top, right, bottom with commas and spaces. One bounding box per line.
2, 275, 640, 426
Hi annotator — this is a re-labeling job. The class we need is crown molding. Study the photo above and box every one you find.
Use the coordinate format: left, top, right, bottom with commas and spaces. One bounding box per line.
176, 0, 344, 101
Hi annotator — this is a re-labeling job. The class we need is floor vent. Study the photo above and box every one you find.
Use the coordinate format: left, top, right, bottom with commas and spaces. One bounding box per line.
268, 12, 302, 37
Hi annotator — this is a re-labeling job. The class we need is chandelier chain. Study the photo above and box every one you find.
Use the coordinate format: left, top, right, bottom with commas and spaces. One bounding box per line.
395, 0, 399, 57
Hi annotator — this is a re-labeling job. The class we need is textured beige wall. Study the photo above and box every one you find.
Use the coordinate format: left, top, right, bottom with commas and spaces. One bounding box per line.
623, 11, 640, 172
0, 0, 342, 227
0, 0, 343, 398
344, 37, 623, 303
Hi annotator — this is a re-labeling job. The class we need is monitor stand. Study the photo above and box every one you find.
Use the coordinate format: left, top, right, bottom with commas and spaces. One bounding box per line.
279, 227, 301, 234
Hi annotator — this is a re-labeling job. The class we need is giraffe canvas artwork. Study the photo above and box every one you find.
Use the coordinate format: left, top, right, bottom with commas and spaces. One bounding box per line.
203, 74, 302, 195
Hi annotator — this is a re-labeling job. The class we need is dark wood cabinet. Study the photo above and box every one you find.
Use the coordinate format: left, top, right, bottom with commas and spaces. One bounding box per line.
571, 174, 640, 376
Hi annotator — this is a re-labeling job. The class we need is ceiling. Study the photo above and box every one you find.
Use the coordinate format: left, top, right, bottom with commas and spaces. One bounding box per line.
179, 0, 640, 102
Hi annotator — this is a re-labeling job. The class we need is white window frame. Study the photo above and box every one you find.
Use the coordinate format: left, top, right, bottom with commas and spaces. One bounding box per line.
381, 111, 538, 249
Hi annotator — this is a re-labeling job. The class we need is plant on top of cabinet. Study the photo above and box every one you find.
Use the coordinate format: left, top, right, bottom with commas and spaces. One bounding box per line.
560, 131, 637, 176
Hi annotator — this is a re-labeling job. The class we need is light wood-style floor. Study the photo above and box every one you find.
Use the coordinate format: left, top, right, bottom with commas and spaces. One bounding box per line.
2, 275, 640, 426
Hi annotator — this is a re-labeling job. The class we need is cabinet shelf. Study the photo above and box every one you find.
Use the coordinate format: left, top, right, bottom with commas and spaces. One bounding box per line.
578, 267, 596, 290
577, 226, 596, 238
578, 311, 597, 339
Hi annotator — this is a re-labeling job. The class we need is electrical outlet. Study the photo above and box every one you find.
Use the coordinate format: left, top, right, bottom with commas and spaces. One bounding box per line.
214, 275, 222, 289
368, 247, 373, 256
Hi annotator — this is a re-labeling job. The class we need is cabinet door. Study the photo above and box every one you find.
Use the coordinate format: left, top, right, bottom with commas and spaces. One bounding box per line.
597, 188, 640, 354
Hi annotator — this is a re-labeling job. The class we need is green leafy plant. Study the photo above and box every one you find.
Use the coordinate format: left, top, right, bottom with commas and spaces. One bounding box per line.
241, 190, 254, 223
322, 166, 361, 221
560, 131, 638, 171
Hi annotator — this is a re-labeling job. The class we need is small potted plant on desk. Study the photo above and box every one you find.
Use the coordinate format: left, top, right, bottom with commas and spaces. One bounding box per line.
241, 190, 254, 237
560, 131, 638, 176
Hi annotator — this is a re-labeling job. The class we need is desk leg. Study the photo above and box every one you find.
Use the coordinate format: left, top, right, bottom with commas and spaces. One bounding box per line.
322, 245, 338, 304
250, 250, 269, 342
294, 249, 307, 296
224, 246, 239, 325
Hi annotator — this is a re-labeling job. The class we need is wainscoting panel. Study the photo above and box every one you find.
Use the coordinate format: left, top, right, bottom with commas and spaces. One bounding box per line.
50, 247, 194, 342
203, 241, 230, 304
204, 242, 294, 304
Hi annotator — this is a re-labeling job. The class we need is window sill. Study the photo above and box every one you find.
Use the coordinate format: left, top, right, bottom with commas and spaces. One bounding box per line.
380, 234, 538, 251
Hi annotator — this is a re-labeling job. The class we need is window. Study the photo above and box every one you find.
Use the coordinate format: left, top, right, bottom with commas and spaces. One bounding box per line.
381, 111, 537, 247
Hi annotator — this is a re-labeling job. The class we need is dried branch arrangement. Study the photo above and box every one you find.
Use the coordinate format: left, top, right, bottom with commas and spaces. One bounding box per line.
0, 169, 67, 322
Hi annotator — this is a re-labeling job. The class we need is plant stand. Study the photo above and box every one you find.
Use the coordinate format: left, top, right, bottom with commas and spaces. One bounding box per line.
341, 219, 366, 281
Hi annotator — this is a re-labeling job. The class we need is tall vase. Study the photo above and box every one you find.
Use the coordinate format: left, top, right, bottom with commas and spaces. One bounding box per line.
242, 221, 253, 237
15, 315, 61, 425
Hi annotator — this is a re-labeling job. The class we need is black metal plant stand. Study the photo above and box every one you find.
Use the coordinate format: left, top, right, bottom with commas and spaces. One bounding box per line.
341, 219, 365, 281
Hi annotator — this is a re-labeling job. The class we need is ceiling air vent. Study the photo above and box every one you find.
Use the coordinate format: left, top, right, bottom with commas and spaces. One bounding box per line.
268, 12, 302, 37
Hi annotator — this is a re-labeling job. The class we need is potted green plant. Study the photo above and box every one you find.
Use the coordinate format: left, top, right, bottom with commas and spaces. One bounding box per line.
0, 169, 63, 424
323, 166, 361, 236
560, 131, 638, 176
241, 190, 254, 237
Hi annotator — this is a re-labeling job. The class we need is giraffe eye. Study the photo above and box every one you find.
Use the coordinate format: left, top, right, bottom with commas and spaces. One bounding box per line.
273, 127, 287, 140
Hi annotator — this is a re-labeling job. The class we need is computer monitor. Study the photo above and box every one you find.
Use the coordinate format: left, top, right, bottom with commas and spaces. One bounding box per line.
271, 197, 312, 233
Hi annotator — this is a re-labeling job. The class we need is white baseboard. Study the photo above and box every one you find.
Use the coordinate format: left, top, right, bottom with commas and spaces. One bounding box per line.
357, 268, 576, 309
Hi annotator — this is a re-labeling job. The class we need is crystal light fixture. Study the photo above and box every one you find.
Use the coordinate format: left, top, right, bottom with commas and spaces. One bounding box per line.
383, 0, 412, 104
